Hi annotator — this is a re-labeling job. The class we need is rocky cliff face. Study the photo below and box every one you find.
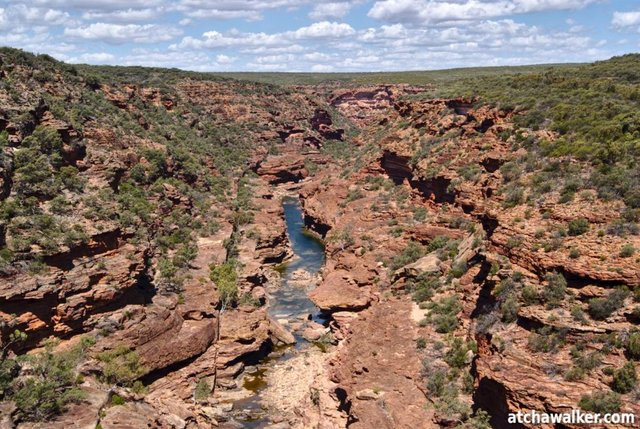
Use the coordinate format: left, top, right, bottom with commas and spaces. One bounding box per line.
1, 49, 639, 429
294, 89, 639, 428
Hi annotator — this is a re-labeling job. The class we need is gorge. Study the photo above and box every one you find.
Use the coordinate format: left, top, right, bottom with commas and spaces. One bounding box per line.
0, 48, 639, 429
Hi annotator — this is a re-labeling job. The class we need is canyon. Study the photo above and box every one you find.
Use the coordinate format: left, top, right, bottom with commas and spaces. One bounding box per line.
0, 49, 639, 428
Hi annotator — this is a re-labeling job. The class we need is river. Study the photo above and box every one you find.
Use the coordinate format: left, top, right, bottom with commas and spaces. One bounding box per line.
232, 196, 326, 427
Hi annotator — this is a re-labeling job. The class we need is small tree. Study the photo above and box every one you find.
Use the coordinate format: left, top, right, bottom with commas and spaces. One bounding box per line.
567, 218, 590, 236
579, 391, 621, 414
543, 272, 567, 306
612, 361, 637, 394
627, 332, 640, 360
194, 379, 211, 401
210, 261, 238, 310
97, 346, 144, 386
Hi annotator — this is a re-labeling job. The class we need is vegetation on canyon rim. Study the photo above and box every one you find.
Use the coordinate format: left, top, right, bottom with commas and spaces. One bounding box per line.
0, 45, 639, 427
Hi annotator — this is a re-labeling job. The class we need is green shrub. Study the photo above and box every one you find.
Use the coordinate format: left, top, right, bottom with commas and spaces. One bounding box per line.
528, 326, 567, 353
194, 379, 211, 401
521, 285, 539, 305
445, 338, 476, 369
564, 366, 585, 381
627, 332, 640, 360
578, 391, 621, 414
463, 410, 492, 429
426, 367, 447, 397
428, 296, 462, 333
571, 306, 587, 323
450, 261, 468, 278
97, 346, 144, 385
110, 394, 125, 406
390, 240, 426, 271
502, 186, 524, 208
9, 341, 87, 421
427, 235, 449, 252
209, 261, 238, 307
620, 244, 635, 258
413, 207, 427, 222
505, 235, 524, 250
12, 378, 85, 421
500, 295, 520, 323
568, 218, 590, 236
587, 287, 630, 320
542, 272, 567, 306
410, 274, 439, 303
611, 361, 637, 393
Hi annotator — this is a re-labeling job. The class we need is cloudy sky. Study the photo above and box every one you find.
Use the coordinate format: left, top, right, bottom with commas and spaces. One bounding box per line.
0, 0, 639, 72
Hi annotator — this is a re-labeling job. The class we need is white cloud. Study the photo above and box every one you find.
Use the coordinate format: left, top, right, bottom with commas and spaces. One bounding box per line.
24, 0, 166, 11
291, 21, 355, 38
0, 0, 619, 73
64, 23, 182, 44
304, 52, 332, 61
311, 64, 334, 72
612, 11, 640, 28
172, 21, 354, 51
216, 54, 236, 64
368, 0, 598, 23
309, 2, 353, 20
175, 0, 364, 21
254, 54, 295, 64
81, 8, 161, 22
0, 4, 74, 30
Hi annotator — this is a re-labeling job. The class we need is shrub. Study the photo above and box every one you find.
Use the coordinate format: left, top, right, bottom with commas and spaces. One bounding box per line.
500, 295, 520, 323
194, 379, 211, 401
578, 391, 621, 414
587, 287, 630, 320
416, 337, 427, 350
505, 235, 524, 250
428, 296, 462, 333
10, 341, 86, 421
445, 338, 476, 369
502, 186, 524, 208
569, 248, 581, 259
426, 367, 447, 397
410, 274, 440, 303
521, 285, 539, 305
571, 346, 601, 373
567, 218, 590, 236
542, 272, 567, 306
463, 410, 492, 429
450, 261, 468, 278
528, 326, 567, 353
390, 241, 426, 271
564, 366, 585, 381
620, 244, 635, 258
427, 235, 449, 252
97, 346, 144, 385
110, 394, 125, 406
571, 306, 587, 323
612, 361, 637, 394
12, 378, 85, 421
209, 261, 239, 308
413, 207, 427, 222
627, 332, 640, 360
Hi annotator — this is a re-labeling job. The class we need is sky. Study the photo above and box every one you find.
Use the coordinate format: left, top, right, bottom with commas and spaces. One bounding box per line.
0, 0, 639, 72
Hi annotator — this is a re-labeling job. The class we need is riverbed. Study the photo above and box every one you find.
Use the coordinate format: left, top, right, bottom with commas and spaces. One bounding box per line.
231, 196, 326, 427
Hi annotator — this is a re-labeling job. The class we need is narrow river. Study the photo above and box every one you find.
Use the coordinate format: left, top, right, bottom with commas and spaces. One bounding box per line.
232, 196, 326, 427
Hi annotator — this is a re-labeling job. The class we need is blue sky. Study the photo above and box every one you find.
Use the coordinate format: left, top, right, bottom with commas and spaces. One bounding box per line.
0, 0, 639, 72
